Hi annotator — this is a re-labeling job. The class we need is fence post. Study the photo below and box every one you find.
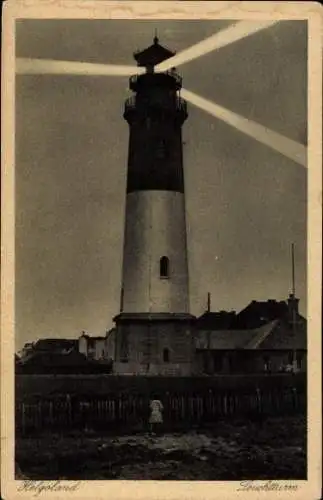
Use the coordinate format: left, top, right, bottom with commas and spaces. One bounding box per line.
22, 403, 26, 435
256, 388, 262, 414
223, 393, 227, 416
292, 387, 297, 411
66, 395, 72, 427
49, 401, 53, 427
112, 398, 115, 421
118, 396, 122, 423
207, 389, 213, 422
199, 395, 203, 421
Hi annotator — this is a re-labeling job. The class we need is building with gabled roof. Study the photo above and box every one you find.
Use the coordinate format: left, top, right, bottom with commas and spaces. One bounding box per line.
195, 294, 306, 375
16, 289, 306, 376
32, 338, 78, 353
17, 348, 113, 374
19, 338, 78, 363
235, 297, 301, 329
195, 310, 238, 330
78, 328, 115, 361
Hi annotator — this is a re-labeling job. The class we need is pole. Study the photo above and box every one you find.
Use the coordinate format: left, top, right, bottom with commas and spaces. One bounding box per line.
291, 243, 297, 371
207, 293, 211, 374
120, 286, 124, 313
291, 243, 296, 296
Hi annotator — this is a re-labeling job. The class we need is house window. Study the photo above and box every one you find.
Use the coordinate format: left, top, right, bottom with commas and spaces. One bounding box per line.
156, 139, 167, 159
160, 256, 169, 278
163, 348, 170, 363
227, 354, 234, 373
296, 351, 303, 369
263, 355, 270, 372
213, 353, 223, 373
120, 331, 129, 363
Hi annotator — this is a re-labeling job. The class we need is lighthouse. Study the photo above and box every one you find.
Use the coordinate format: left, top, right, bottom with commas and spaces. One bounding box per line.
113, 37, 195, 376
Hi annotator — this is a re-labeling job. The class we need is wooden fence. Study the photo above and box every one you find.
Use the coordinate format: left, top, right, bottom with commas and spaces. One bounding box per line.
16, 373, 306, 400
16, 385, 306, 435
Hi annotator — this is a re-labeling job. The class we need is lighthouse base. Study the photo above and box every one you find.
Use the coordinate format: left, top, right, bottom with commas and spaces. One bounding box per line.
113, 313, 196, 376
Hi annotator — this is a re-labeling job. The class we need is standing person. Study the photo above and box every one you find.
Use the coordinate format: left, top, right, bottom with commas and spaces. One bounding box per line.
149, 396, 164, 435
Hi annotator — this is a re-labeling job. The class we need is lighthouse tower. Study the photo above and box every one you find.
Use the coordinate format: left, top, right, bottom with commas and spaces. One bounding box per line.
114, 37, 195, 376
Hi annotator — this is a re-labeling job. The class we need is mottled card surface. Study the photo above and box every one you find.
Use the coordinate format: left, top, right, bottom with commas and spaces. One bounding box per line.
1, 1, 322, 499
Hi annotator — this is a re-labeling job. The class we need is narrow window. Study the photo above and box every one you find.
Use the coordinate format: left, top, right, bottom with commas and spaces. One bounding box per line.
160, 256, 169, 278
263, 355, 270, 372
163, 348, 170, 363
296, 351, 303, 369
120, 331, 129, 363
156, 139, 167, 159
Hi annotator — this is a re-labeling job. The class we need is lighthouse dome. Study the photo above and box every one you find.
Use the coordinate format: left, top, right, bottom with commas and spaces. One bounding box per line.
133, 37, 175, 68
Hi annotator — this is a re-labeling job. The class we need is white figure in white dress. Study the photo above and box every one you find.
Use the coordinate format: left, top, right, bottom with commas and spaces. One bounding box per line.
149, 398, 164, 434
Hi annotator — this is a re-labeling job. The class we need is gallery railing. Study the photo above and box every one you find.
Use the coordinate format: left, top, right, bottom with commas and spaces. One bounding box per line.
124, 96, 187, 115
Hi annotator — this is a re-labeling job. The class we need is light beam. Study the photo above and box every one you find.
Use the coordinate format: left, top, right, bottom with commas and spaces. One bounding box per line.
155, 20, 279, 72
181, 88, 307, 167
16, 58, 144, 77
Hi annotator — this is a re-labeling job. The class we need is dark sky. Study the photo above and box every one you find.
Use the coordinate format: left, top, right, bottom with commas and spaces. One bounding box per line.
15, 20, 307, 349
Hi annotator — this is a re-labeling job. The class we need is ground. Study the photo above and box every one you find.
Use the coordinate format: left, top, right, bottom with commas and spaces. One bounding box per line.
16, 415, 306, 480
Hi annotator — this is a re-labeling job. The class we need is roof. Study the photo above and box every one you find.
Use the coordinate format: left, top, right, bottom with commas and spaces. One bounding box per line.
114, 312, 195, 323
134, 37, 175, 67
80, 336, 105, 341
235, 300, 289, 328
106, 328, 116, 339
196, 329, 256, 349
21, 350, 88, 367
243, 320, 279, 349
196, 311, 237, 330
258, 318, 307, 350
195, 297, 305, 331
33, 339, 78, 351
195, 318, 306, 350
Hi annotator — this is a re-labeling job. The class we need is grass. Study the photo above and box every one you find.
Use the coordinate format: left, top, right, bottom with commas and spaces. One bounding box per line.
16, 415, 306, 480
